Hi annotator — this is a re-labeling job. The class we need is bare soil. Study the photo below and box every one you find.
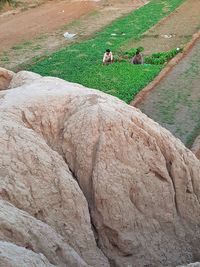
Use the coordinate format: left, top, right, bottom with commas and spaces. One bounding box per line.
0, 0, 45, 14
0, 0, 147, 70
0, 0, 97, 51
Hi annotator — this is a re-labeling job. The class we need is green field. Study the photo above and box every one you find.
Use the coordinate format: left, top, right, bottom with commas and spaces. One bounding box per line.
29, 0, 185, 103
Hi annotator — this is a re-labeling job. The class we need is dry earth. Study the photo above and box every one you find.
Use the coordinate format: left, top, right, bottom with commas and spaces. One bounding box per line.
0, 0, 97, 51
0, 0, 47, 13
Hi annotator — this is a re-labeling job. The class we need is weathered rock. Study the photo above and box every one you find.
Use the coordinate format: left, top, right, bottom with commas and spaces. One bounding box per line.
0, 200, 89, 267
0, 67, 14, 90
178, 263, 200, 267
0, 241, 56, 267
9, 70, 41, 89
0, 79, 109, 267
191, 135, 200, 160
1, 73, 200, 266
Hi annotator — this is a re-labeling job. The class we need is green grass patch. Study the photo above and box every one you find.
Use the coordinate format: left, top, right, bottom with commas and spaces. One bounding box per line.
12, 41, 33, 50
29, 0, 185, 103
0, 51, 9, 63
88, 10, 99, 17
31, 44, 42, 51
0, 56, 9, 62
11, 40, 43, 54
61, 19, 81, 31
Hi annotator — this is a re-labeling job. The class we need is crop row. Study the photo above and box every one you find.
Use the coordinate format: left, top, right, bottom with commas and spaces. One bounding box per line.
29, 0, 185, 103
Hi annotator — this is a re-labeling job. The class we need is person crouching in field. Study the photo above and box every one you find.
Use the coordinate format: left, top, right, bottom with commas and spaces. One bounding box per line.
131, 49, 144, 64
103, 49, 114, 65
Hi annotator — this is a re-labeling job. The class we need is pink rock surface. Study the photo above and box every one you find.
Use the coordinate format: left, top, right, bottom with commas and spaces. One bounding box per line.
1, 71, 200, 266
0, 67, 14, 90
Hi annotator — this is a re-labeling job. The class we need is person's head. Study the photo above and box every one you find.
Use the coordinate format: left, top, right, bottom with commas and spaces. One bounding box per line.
136, 49, 140, 55
106, 49, 110, 54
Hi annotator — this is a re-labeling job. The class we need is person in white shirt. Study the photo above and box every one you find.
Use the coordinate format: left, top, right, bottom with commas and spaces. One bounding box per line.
103, 49, 114, 64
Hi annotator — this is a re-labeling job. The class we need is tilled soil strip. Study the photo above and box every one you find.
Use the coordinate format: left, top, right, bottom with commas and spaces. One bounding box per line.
137, 37, 200, 147
131, 30, 200, 108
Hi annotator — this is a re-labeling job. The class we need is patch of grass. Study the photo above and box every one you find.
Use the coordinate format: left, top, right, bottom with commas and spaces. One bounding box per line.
12, 44, 24, 50
61, 19, 81, 31
11, 40, 43, 53
12, 40, 33, 50
0, 0, 19, 11
31, 44, 42, 51
157, 89, 194, 124
181, 59, 199, 79
88, 10, 99, 17
29, 0, 185, 103
22, 41, 32, 46
0, 51, 9, 63
0, 56, 9, 62
196, 24, 200, 31
35, 34, 48, 41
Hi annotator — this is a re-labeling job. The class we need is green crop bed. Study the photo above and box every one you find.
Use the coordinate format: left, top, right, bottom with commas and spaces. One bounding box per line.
29, 0, 185, 103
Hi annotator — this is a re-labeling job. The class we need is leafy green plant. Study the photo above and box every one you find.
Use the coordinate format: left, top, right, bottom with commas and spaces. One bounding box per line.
145, 48, 183, 65
29, 0, 185, 103
123, 46, 144, 57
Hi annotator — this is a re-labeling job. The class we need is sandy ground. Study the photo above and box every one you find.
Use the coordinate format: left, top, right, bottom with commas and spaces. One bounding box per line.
122, 0, 200, 54
0, 0, 147, 70
139, 38, 200, 147
0, 0, 96, 51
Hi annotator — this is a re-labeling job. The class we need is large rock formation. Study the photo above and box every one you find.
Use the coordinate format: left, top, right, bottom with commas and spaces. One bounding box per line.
191, 135, 200, 160
0, 241, 56, 267
1, 70, 200, 266
178, 264, 200, 267
0, 67, 14, 90
8, 70, 41, 89
0, 200, 89, 267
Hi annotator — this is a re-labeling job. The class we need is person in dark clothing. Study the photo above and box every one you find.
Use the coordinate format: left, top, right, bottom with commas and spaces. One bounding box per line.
131, 49, 144, 64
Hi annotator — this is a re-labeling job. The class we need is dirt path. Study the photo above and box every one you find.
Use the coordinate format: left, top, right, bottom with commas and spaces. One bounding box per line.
122, 0, 200, 54
0, 0, 147, 70
0, 0, 96, 51
139, 38, 200, 147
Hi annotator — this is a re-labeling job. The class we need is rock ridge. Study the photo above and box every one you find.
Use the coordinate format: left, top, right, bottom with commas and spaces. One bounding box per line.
1, 70, 200, 266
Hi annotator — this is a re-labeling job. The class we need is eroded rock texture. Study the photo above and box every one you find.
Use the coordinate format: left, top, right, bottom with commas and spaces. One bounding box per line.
0, 200, 89, 267
178, 263, 200, 267
191, 135, 200, 160
1, 70, 200, 267
8, 70, 41, 89
0, 67, 14, 90
0, 241, 56, 267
